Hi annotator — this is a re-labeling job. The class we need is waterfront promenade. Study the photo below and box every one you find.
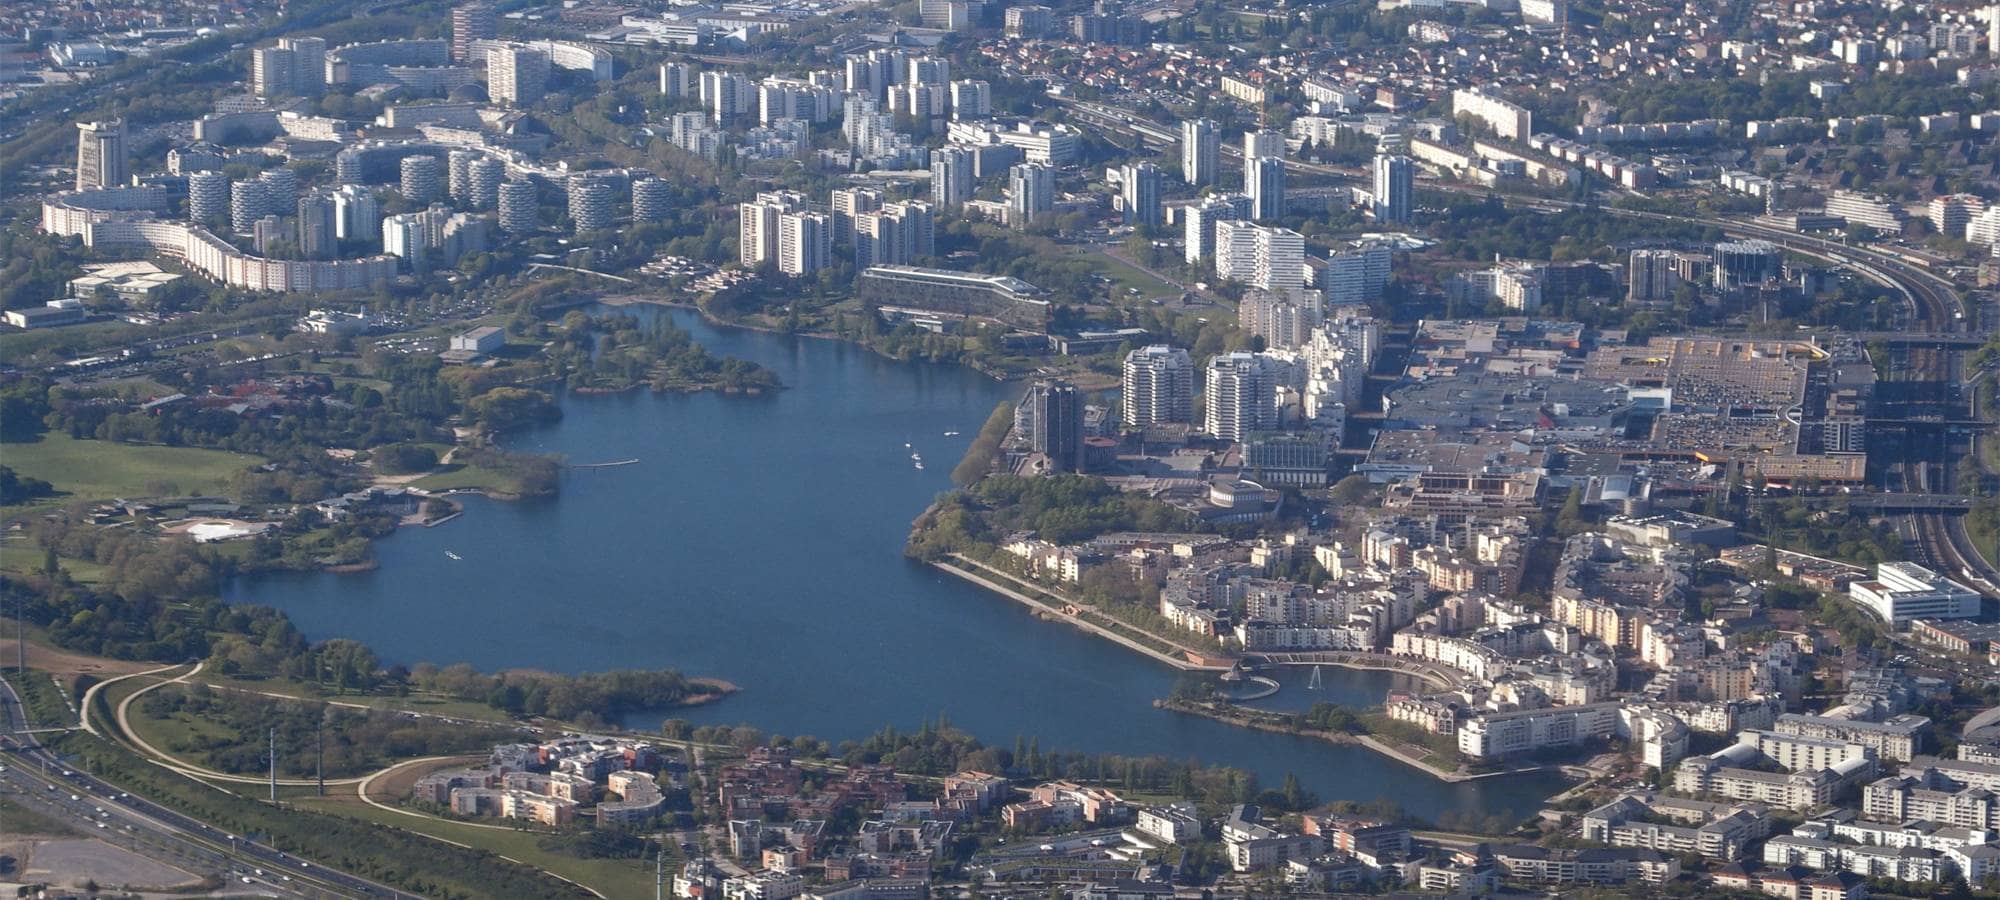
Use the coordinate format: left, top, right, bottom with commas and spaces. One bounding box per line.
932, 556, 1232, 671
937, 554, 1465, 688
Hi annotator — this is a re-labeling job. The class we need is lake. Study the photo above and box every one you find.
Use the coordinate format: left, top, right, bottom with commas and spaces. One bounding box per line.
229, 306, 1567, 822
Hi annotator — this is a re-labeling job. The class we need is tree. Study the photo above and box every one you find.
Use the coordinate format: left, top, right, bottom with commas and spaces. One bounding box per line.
372, 443, 439, 475
466, 388, 561, 434
1329, 474, 1371, 506
951, 401, 1017, 486
1555, 485, 1587, 535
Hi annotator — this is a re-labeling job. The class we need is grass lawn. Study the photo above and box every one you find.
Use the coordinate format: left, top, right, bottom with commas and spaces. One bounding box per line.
0, 320, 131, 361
1069, 246, 1180, 298
0, 433, 262, 515
0, 795, 85, 837
0, 540, 112, 583
296, 792, 666, 899
410, 461, 526, 495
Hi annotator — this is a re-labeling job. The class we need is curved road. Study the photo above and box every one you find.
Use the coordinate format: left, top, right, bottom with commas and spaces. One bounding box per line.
108, 662, 370, 787
4, 669, 416, 898
88, 666, 614, 897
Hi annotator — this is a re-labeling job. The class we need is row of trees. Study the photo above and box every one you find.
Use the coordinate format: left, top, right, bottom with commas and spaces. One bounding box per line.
665, 715, 1318, 814
971, 474, 1200, 544
405, 662, 709, 724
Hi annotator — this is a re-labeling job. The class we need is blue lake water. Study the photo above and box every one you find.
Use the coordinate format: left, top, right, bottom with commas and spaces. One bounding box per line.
229, 306, 1566, 822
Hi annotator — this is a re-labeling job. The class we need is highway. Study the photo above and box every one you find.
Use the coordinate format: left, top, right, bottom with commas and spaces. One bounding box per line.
1061, 95, 2000, 594
0, 671, 416, 899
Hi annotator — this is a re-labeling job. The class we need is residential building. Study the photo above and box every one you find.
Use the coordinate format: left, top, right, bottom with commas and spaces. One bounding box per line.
451, 2, 497, 62
1931, 194, 1985, 238
497, 180, 537, 234
1763, 833, 1945, 883
1122, 345, 1194, 429
1825, 190, 1907, 234
1628, 248, 1681, 303
740, 191, 807, 268
1136, 803, 1201, 843
1205, 351, 1286, 442
1247, 155, 1285, 221
1580, 793, 1773, 861
702, 71, 755, 124
1775, 713, 1929, 762
1183, 194, 1247, 264
931, 146, 975, 207
1457, 702, 1622, 759
1371, 153, 1413, 224
633, 178, 672, 222
400, 155, 444, 205
1452, 87, 1533, 139
949, 80, 990, 119
466, 158, 504, 210
1182, 118, 1219, 186
1004, 5, 1052, 36
1119, 162, 1161, 229
1491, 846, 1678, 884
251, 45, 295, 99
778, 210, 831, 276
1242, 130, 1283, 185
855, 201, 932, 268
488, 46, 549, 106
830, 188, 883, 246
1240, 289, 1322, 350
1214, 221, 1305, 294
229, 179, 269, 234
1024, 379, 1083, 472
75, 120, 127, 192
567, 178, 615, 233
295, 193, 336, 259
1864, 769, 2000, 828
1325, 239, 1392, 304
187, 171, 229, 227
659, 61, 695, 98
1008, 162, 1054, 228
1449, 262, 1545, 312
281, 37, 326, 96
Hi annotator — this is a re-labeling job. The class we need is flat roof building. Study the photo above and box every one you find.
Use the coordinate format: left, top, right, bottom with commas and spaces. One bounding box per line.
855, 265, 1050, 330
1850, 562, 1981, 627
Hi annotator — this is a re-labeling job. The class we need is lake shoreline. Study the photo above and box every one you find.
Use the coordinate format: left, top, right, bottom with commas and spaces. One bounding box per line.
930, 552, 1575, 794
235, 306, 1565, 821
598, 295, 1022, 382
1152, 697, 1556, 785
